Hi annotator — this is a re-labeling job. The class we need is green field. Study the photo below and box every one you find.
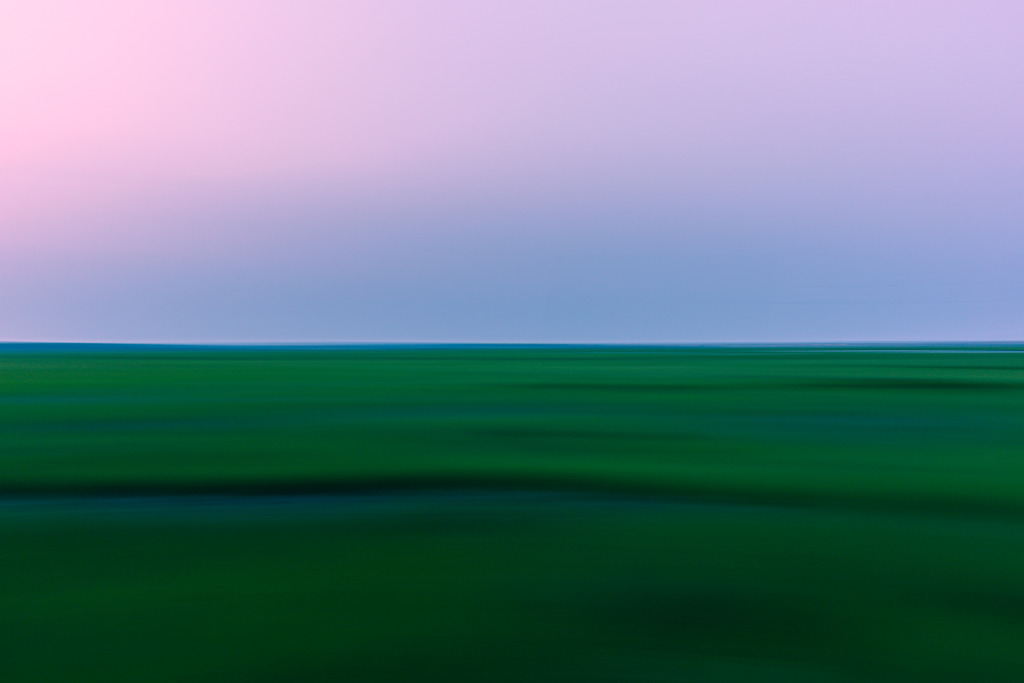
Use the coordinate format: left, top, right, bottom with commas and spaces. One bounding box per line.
2, 345, 1024, 681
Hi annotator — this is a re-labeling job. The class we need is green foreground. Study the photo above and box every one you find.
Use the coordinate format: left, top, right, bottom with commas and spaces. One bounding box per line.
2, 346, 1024, 681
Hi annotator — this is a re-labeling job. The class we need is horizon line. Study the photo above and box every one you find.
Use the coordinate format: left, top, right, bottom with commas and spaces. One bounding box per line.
3, 341, 1024, 349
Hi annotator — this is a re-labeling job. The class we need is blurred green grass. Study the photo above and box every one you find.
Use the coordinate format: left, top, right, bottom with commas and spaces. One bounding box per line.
3, 346, 1024, 511
4, 499, 1024, 682
2, 346, 1024, 681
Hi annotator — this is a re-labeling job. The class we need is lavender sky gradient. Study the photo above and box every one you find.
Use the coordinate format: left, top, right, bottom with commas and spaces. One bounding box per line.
2, 1, 1023, 343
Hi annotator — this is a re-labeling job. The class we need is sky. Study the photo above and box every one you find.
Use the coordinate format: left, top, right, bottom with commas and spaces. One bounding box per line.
2, 0, 1023, 343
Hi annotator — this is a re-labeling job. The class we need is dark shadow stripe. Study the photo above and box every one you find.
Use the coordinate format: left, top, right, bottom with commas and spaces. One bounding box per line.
2, 475, 1023, 521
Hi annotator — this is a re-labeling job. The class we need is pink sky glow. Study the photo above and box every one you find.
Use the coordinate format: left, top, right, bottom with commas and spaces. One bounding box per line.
3, 1, 1023, 342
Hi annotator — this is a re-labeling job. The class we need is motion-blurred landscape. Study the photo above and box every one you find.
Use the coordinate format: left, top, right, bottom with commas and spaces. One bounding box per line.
5, 1, 1024, 680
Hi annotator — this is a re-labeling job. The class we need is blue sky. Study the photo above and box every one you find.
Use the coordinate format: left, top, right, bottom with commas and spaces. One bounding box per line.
3, 1, 1022, 342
